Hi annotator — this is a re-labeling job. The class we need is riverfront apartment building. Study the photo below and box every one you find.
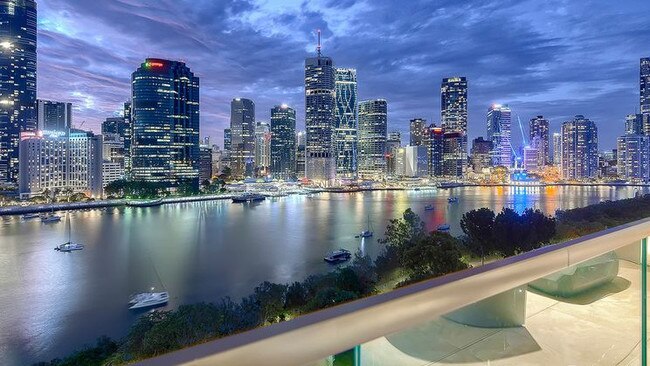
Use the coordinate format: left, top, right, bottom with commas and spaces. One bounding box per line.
304, 42, 336, 182
130, 58, 200, 190
230, 98, 256, 178
0, 0, 37, 183
18, 129, 103, 198
270, 105, 296, 180
334, 68, 358, 178
36, 100, 72, 131
561, 115, 599, 180
358, 99, 387, 179
486, 104, 512, 168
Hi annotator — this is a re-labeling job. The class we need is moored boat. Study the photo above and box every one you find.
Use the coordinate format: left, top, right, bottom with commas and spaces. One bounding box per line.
126, 198, 163, 207
232, 193, 266, 203
324, 249, 352, 264
128, 291, 169, 310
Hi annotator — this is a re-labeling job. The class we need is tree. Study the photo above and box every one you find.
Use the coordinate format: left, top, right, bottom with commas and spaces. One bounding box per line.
252, 281, 288, 323
284, 281, 308, 310
493, 207, 526, 256
460, 208, 496, 264
399, 232, 468, 285
520, 208, 556, 251
379, 208, 426, 248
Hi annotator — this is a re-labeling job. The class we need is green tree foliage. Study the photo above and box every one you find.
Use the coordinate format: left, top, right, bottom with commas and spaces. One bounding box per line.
399, 232, 468, 285
105, 180, 165, 199
460, 208, 496, 262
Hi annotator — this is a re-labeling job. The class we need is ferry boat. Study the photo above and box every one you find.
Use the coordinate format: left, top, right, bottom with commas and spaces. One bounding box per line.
324, 249, 352, 264
128, 291, 169, 310
232, 193, 266, 203
21, 213, 41, 220
424, 204, 435, 211
126, 198, 164, 207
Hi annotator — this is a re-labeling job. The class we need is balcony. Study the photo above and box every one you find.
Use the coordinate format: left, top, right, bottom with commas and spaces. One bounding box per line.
138, 218, 650, 366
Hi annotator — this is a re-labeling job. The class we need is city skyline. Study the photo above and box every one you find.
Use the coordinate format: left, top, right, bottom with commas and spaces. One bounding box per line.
34, 1, 650, 150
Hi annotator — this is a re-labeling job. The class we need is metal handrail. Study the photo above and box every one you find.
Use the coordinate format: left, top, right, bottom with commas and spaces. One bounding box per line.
138, 218, 650, 366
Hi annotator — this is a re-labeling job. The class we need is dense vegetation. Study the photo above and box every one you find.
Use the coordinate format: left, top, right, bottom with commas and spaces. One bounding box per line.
35, 196, 650, 365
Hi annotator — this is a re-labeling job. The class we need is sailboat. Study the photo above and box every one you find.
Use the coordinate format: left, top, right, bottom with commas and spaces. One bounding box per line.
41, 208, 62, 223
129, 258, 169, 310
55, 213, 84, 252
359, 215, 374, 238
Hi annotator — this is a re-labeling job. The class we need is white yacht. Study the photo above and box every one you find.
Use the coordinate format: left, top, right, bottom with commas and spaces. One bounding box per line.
55, 213, 84, 252
21, 213, 41, 220
41, 213, 62, 223
128, 291, 169, 310
55, 242, 84, 252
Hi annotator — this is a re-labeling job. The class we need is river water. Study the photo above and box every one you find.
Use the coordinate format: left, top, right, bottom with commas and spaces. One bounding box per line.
0, 185, 645, 365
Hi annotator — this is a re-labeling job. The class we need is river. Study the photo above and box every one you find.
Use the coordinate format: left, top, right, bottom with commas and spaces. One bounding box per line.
0, 185, 646, 365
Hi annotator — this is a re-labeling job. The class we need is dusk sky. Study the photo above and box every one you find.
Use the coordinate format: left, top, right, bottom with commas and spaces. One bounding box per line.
36, 0, 650, 150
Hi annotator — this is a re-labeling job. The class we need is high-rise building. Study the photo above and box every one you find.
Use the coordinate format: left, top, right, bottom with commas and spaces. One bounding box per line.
131, 59, 200, 190
561, 115, 598, 180
442, 132, 467, 177
552, 132, 562, 165
486, 104, 512, 168
230, 98, 255, 178
270, 105, 296, 180
37, 100, 72, 131
295, 131, 306, 179
19, 129, 103, 198
386, 131, 402, 177
428, 126, 444, 177
122, 101, 132, 173
358, 99, 387, 179
625, 114, 645, 135
334, 68, 358, 178
470, 137, 493, 172
409, 118, 427, 146
0, 0, 37, 183
529, 115, 550, 166
102, 133, 126, 189
254, 122, 271, 176
522, 145, 539, 172
641, 57, 650, 114
199, 143, 213, 183
441, 77, 468, 133
403, 145, 428, 178
617, 135, 650, 182
224, 128, 232, 154
305, 38, 335, 182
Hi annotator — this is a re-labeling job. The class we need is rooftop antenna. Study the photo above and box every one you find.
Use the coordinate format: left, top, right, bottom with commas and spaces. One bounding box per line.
316, 29, 322, 57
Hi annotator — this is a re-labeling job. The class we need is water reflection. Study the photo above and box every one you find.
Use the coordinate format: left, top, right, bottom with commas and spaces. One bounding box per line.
0, 185, 647, 364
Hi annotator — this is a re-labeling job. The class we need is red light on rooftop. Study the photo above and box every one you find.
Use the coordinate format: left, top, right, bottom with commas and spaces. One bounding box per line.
145, 61, 165, 68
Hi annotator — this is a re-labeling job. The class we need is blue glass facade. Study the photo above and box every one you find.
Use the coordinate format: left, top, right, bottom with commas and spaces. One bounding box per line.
270, 105, 296, 179
0, 0, 37, 183
334, 68, 358, 178
131, 58, 200, 189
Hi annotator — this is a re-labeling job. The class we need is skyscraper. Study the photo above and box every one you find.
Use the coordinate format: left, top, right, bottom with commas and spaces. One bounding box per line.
0, 0, 37, 183
552, 132, 562, 165
486, 104, 512, 168
122, 101, 133, 174
428, 126, 444, 177
224, 128, 232, 154
305, 35, 335, 182
561, 115, 598, 180
529, 115, 550, 166
441, 77, 468, 133
470, 137, 493, 172
334, 68, 358, 178
37, 100, 72, 131
295, 131, 306, 179
617, 135, 650, 182
409, 118, 427, 146
386, 131, 402, 177
131, 58, 200, 190
270, 105, 296, 180
441, 77, 468, 178
230, 98, 255, 178
358, 99, 387, 179
625, 114, 644, 135
641, 57, 650, 114
254, 122, 271, 176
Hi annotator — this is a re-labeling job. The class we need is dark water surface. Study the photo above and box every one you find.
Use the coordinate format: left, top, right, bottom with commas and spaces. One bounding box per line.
0, 186, 645, 364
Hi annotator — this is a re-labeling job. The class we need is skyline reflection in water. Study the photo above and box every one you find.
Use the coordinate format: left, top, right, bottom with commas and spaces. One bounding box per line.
0, 185, 645, 364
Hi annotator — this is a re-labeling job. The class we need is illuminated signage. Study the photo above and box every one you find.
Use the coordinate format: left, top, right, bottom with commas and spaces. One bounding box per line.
145, 61, 165, 68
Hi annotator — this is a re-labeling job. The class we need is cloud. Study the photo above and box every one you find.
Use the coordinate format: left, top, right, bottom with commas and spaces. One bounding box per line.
36, 0, 650, 149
